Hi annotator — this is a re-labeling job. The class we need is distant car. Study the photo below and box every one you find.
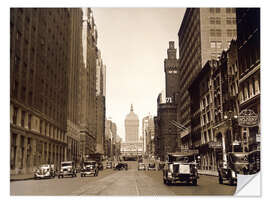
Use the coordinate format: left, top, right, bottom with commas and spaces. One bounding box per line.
158, 162, 165, 171
81, 160, 99, 177
34, 164, 55, 179
58, 161, 77, 178
163, 152, 199, 186
106, 161, 113, 169
98, 162, 104, 170
114, 162, 128, 170
138, 163, 146, 171
148, 163, 156, 171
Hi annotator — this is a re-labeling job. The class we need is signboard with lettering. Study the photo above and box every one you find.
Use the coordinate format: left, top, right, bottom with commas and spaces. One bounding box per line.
208, 141, 222, 149
238, 109, 259, 127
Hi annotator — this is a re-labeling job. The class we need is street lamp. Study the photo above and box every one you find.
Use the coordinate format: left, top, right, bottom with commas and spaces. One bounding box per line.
223, 110, 238, 153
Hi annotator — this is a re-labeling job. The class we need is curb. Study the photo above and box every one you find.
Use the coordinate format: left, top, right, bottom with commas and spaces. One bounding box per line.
10, 177, 35, 182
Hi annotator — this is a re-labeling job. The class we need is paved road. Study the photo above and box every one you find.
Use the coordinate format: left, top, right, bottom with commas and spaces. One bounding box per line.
10, 161, 236, 195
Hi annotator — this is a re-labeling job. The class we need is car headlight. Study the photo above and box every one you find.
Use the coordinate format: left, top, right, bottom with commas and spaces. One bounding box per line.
168, 172, 172, 178
231, 171, 236, 178
60, 169, 63, 172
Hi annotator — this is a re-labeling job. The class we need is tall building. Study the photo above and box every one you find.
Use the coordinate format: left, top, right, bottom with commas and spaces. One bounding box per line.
96, 50, 106, 155
125, 104, 139, 142
177, 8, 237, 147
10, 8, 71, 174
142, 115, 155, 156
79, 8, 98, 157
164, 41, 179, 101
66, 8, 83, 166
236, 8, 260, 153
155, 91, 177, 161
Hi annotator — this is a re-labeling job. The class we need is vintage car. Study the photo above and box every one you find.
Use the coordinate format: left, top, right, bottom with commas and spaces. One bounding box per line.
106, 161, 113, 169
34, 164, 55, 179
81, 160, 99, 177
158, 161, 165, 171
114, 162, 128, 170
138, 163, 146, 171
58, 161, 77, 178
163, 152, 199, 186
97, 162, 104, 170
148, 162, 156, 171
218, 151, 254, 185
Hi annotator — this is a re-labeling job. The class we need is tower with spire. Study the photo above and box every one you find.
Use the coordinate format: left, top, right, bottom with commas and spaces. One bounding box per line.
124, 104, 139, 142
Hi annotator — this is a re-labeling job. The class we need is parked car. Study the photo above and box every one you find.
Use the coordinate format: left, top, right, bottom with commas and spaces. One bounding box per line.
114, 162, 128, 170
34, 164, 55, 179
138, 163, 146, 171
148, 163, 156, 171
97, 162, 104, 170
218, 152, 252, 185
158, 161, 165, 171
106, 161, 113, 169
58, 161, 77, 178
163, 152, 199, 186
81, 160, 99, 177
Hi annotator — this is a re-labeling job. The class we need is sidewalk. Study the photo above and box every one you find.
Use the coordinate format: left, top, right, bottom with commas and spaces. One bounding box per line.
198, 170, 218, 177
10, 173, 34, 182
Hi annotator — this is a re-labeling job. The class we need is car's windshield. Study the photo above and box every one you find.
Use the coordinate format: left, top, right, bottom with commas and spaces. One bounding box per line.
61, 163, 72, 167
169, 155, 192, 163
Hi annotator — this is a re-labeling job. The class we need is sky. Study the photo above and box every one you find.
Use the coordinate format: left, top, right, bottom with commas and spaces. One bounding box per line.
92, 8, 186, 141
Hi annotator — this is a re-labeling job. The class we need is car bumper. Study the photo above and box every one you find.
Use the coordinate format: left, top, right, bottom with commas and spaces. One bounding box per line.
81, 171, 96, 175
59, 171, 74, 176
168, 174, 198, 182
34, 173, 51, 178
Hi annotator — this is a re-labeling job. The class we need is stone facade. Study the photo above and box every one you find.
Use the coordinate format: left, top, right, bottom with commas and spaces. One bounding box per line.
176, 8, 237, 147
10, 8, 71, 174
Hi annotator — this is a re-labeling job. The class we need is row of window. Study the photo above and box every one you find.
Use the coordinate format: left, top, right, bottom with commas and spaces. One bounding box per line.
209, 8, 236, 14
210, 29, 237, 37
210, 17, 236, 25
240, 75, 260, 104
11, 106, 66, 143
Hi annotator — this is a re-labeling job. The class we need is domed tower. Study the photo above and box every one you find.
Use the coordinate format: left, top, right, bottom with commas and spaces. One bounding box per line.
125, 104, 139, 142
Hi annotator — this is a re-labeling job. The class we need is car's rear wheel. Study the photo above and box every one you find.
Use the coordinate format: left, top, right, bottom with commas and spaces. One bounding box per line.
192, 179, 197, 186
229, 178, 234, 186
218, 176, 223, 184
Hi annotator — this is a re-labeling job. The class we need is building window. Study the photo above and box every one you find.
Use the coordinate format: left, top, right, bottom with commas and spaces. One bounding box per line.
210, 8, 215, 13
13, 80, 18, 98
21, 111, 25, 127
216, 41, 222, 49
216, 17, 221, 24
252, 77, 256, 96
227, 29, 232, 37
226, 17, 232, 24
210, 17, 215, 24
232, 8, 236, 13
16, 31, 21, 41
210, 41, 216, 48
28, 91, 32, 106
210, 29, 215, 37
28, 114, 32, 130
13, 107, 18, 124
232, 18, 236, 24
226, 8, 231, 13
216, 29, 221, 37
21, 86, 26, 102
216, 8, 221, 13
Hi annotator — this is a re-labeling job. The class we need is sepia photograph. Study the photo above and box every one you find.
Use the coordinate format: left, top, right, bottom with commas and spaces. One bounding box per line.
9, 6, 260, 196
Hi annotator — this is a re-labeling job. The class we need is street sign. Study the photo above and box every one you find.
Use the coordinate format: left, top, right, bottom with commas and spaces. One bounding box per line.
238, 109, 258, 127
208, 141, 222, 149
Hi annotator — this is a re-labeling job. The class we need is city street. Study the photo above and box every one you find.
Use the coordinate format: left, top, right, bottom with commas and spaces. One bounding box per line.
11, 161, 236, 195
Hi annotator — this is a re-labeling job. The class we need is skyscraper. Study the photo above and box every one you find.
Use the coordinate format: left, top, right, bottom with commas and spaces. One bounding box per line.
125, 104, 139, 142
176, 8, 237, 144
